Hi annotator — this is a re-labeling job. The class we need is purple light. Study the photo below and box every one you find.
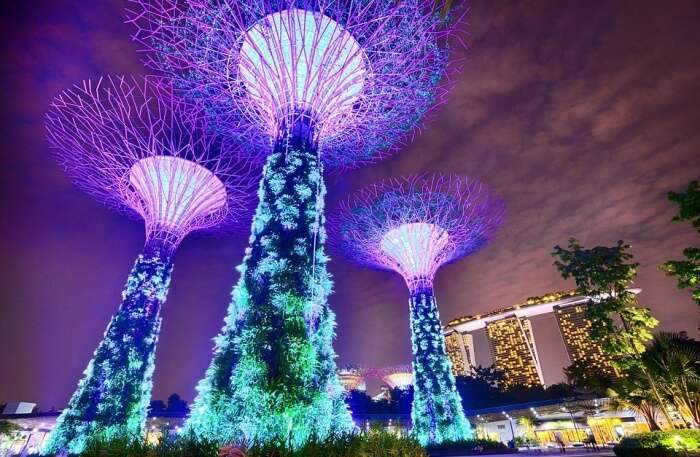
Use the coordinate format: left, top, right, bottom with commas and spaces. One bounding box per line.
45, 75, 255, 248
380, 222, 450, 283
127, 0, 462, 167
128, 156, 228, 235
333, 175, 504, 292
238, 8, 367, 137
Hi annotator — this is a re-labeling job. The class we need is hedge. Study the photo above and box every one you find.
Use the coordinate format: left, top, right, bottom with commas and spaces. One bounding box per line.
614, 429, 700, 457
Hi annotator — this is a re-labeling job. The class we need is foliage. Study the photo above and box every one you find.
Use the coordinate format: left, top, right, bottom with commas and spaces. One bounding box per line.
42, 248, 173, 455
607, 370, 663, 431
150, 394, 189, 415
72, 433, 219, 457
641, 333, 700, 427
614, 429, 700, 457
471, 365, 504, 389
424, 438, 509, 454
552, 238, 658, 370
455, 369, 575, 410
564, 360, 617, 397
185, 142, 353, 446
668, 181, 700, 231
42, 432, 427, 457
245, 432, 427, 457
409, 290, 473, 444
0, 420, 19, 438
661, 181, 700, 309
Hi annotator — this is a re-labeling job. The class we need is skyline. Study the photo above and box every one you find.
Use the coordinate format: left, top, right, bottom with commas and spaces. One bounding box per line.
1, 0, 699, 409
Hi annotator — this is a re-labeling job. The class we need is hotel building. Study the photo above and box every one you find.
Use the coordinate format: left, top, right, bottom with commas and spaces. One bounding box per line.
553, 303, 619, 378
444, 289, 637, 387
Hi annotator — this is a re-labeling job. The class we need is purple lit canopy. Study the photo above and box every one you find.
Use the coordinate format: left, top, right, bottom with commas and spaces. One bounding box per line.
127, 0, 461, 167
46, 75, 256, 250
334, 175, 504, 292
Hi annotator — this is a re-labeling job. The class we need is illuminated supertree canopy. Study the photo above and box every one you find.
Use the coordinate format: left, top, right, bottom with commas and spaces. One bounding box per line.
41, 75, 254, 455
333, 174, 504, 445
128, 0, 461, 167
125, 0, 464, 446
376, 365, 415, 390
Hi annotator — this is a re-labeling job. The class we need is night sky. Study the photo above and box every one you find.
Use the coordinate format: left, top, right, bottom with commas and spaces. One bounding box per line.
1, 0, 699, 409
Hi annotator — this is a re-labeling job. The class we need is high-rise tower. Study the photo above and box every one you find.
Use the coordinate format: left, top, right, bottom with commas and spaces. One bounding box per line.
554, 303, 619, 377
444, 330, 476, 377
486, 317, 544, 388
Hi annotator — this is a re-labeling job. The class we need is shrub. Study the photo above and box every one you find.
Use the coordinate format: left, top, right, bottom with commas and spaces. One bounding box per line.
614, 429, 700, 457
78, 433, 220, 457
38, 431, 425, 457
245, 431, 427, 457
425, 438, 511, 455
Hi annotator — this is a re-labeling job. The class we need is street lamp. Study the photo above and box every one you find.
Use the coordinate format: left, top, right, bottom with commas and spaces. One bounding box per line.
503, 412, 516, 445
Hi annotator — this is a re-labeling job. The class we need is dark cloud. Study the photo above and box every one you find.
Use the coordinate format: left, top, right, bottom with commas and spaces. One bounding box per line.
0, 0, 698, 407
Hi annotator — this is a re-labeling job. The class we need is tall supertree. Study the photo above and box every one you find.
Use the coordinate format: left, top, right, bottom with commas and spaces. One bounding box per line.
332, 175, 504, 445
127, 0, 464, 446
41, 75, 254, 455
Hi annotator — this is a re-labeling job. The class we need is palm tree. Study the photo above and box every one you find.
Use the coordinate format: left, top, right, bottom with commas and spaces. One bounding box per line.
607, 370, 663, 431
642, 332, 700, 427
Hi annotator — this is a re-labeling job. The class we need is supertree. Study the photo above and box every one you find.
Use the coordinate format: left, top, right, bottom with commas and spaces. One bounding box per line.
376, 365, 415, 390
127, 0, 464, 446
40, 75, 255, 455
332, 174, 504, 445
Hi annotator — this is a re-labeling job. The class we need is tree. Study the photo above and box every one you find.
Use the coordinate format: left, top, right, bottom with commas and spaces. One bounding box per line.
166, 394, 188, 413
472, 365, 505, 389
551, 239, 673, 427
661, 181, 700, 311
149, 400, 166, 413
0, 420, 19, 438
564, 360, 617, 397
642, 332, 700, 427
607, 369, 663, 431
184, 146, 353, 445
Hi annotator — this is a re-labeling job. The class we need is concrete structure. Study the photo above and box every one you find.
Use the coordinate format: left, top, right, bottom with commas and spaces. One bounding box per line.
444, 290, 637, 386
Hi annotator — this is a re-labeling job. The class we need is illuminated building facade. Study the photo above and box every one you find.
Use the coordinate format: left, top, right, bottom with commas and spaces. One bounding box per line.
444, 330, 476, 377
444, 289, 640, 387
554, 304, 619, 377
485, 317, 543, 388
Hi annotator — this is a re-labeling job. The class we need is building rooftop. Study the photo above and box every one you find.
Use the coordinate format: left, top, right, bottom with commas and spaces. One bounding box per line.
446, 289, 641, 333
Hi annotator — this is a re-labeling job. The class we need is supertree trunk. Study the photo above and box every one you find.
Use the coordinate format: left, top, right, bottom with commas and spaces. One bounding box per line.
185, 120, 354, 446
409, 287, 473, 445
41, 241, 173, 455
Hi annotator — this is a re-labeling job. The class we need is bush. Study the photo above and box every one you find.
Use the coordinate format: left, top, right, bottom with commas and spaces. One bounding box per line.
245, 432, 426, 457
614, 429, 700, 457
40, 431, 426, 457
78, 433, 219, 457
425, 438, 511, 456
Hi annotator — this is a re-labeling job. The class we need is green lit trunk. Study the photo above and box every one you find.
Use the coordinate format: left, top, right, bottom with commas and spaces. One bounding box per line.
409, 287, 473, 445
186, 119, 353, 446
42, 240, 173, 455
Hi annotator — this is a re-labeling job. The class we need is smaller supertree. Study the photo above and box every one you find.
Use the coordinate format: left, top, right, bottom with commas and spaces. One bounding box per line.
41, 75, 255, 454
333, 175, 504, 445
378, 365, 414, 390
